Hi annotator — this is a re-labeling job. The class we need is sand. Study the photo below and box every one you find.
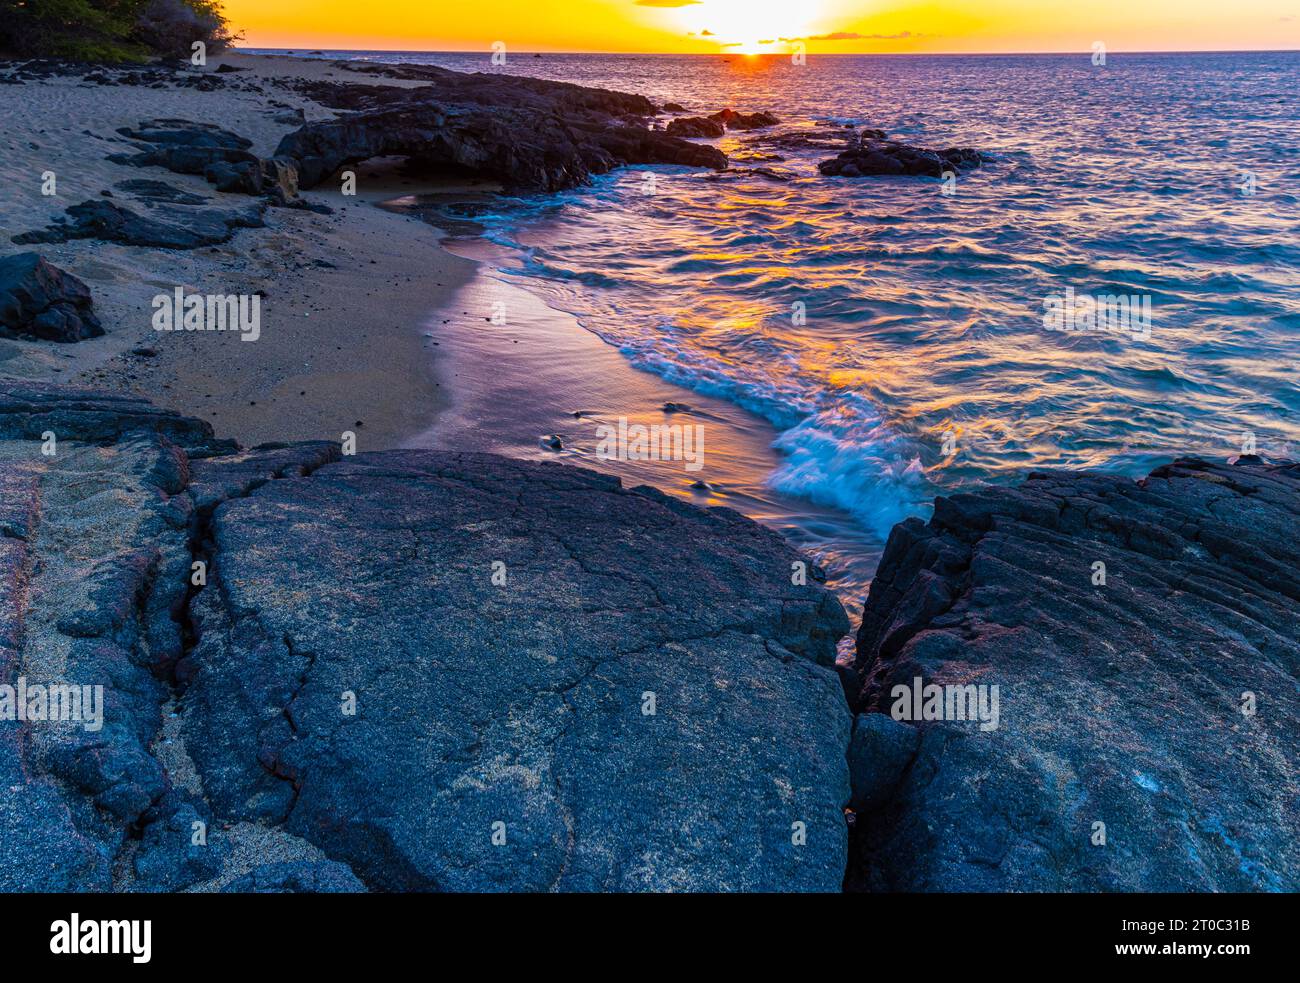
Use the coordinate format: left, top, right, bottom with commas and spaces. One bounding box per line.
0, 51, 480, 449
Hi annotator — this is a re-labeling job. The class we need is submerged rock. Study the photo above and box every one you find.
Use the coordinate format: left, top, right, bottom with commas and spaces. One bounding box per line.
819, 130, 982, 178
846, 457, 1300, 892
708, 108, 780, 130
667, 116, 726, 138
0, 253, 104, 342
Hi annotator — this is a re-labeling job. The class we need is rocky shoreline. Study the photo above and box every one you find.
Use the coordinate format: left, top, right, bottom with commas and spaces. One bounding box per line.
2, 380, 1295, 892
2, 55, 1295, 893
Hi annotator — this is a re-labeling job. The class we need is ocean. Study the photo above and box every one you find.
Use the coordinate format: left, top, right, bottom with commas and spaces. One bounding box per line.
258, 49, 1300, 600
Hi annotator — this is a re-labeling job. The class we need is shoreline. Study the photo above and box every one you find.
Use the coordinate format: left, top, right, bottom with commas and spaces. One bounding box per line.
0, 49, 884, 606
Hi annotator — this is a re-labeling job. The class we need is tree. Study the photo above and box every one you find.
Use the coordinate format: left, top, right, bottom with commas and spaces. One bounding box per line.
0, 0, 234, 61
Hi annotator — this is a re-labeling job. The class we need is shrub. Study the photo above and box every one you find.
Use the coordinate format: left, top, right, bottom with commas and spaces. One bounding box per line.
0, 0, 234, 62
134, 0, 234, 59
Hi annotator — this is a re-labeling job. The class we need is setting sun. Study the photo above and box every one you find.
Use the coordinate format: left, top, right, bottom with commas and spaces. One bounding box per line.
671, 0, 818, 55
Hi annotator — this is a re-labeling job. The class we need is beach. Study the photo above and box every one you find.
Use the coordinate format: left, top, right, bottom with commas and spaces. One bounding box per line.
0, 52, 477, 450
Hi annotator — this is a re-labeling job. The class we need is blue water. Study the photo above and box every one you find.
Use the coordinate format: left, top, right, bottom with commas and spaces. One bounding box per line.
262, 49, 1300, 587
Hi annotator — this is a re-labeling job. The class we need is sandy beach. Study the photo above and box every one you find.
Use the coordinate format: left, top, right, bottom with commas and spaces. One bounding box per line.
0, 51, 481, 449
0, 49, 885, 590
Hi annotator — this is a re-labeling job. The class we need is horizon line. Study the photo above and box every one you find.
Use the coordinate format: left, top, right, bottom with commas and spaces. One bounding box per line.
237, 45, 1300, 57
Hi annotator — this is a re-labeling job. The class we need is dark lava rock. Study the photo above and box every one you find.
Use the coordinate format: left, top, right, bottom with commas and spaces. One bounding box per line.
0, 384, 338, 892
204, 156, 300, 204
666, 116, 726, 138
708, 108, 780, 130
819, 130, 982, 179
0, 381, 234, 454
14, 199, 267, 249
846, 457, 1300, 892
846, 712, 919, 813
0, 253, 104, 342
0, 383, 850, 892
220, 860, 366, 893
705, 166, 792, 183
117, 118, 252, 151
182, 451, 851, 891
114, 178, 211, 205
107, 118, 315, 208
276, 67, 726, 192
109, 120, 258, 174
662, 102, 686, 113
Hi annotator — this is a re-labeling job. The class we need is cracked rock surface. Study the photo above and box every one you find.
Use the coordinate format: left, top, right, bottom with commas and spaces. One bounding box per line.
1, 382, 852, 892
183, 451, 852, 891
845, 458, 1300, 892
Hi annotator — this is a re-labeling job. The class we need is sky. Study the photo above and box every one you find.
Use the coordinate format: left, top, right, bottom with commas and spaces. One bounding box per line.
224, 0, 1300, 54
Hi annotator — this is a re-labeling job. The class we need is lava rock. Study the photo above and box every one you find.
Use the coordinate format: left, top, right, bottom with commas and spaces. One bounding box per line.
819, 131, 982, 179
708, 108, 780, 130
182, 451, 852, 891
220, 860, 366, 893
114, 179, 210, 205
275, 71, 727, 192
14, 199, 267, 249
666, 116, 726, 138
0, 253, 104, 342
846, 457, 1300, 892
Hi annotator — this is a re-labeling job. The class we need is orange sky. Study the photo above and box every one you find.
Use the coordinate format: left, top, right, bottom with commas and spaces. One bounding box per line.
223, 0, 1300, 54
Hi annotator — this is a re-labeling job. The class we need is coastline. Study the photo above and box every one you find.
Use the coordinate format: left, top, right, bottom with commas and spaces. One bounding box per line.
0, 48, 883, 601
1, 45, 1296, 897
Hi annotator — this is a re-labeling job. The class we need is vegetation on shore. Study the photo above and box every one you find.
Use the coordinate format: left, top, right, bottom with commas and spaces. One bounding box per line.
0, 0, 235, 62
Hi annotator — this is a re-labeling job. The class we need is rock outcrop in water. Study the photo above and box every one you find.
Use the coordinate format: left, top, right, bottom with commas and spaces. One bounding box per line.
0, 381, 850, 892
818, 130, 982, 178
666, 116, 726, 138
276, 63, 728, 191
845, 458, 1300, 891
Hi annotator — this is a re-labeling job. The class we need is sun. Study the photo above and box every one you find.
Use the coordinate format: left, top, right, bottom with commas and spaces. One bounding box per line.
681, 0, 817, 54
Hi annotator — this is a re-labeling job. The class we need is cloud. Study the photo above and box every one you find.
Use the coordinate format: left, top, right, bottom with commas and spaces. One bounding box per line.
700, 29, 715, 36
780, 30, 921, 42
635, 0, 701, 7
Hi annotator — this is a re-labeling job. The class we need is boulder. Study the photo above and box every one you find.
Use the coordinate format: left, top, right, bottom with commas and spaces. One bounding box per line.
14, 199, 266, 249
182, 451, 852, 891
0, 383, 852, 893
819, 131, 982, 179
666, 116, 726, 138
275, 71, 727, 192
846, 457, 1300, 892
708, 108, 780, 130
0, 253, 104, 342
